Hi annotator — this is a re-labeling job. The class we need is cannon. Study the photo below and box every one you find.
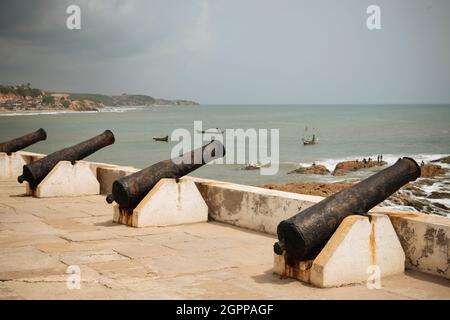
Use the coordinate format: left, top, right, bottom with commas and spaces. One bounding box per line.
0, 128, 47, 155
106, 140, 225, 211
18, 130, 115, 189
274, 157, 421, 263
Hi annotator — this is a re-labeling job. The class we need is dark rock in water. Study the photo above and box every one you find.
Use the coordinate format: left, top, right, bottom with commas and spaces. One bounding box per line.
431, 155, 450, 164
402, 184, 427, 197
388, 194, 425, 212
433, 202, 450, 211
288, 164, 330, 175
387, 184, 450, 216
415, 178, 436, 186
332, 160, 387, 176
428, 191, 450, 199
420, 164, 448, 178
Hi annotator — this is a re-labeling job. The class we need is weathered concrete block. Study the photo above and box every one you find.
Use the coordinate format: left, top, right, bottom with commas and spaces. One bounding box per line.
0, 152, 27, 179
32, 161, 100, 198
16, 151, 46, 162
274, 213, 405, 287
387, 212, 450, 279
113, 177, 208, 227
194, 179, 323, 235
96, 165, 139, 195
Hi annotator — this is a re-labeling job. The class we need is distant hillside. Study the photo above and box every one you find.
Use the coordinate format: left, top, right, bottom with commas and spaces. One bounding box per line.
66, 93, 116, 106
0, 84, 199, 112
0, 84, 42, 98
67, 93, 199, 107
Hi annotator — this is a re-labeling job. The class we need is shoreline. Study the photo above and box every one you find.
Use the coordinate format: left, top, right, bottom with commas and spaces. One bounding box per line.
0, 104, 200, 116
0, 108, 98, 115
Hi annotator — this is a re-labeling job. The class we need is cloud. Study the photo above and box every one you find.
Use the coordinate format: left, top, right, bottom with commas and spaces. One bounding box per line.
0, 0, 209, 60
185, 0, 210, 52
0, 0, 449, 103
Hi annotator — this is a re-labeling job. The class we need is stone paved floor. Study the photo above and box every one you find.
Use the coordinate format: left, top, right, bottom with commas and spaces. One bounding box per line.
0, 179, 449, 299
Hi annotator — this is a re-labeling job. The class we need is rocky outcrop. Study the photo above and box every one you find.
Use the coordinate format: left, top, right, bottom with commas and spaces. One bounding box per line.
387, 193, 426, 212
332, 160, 387, 176
420, 164, 448, 178
288, 164, 330, 175
431, 155, 450, 164
262, 181, 353, 197
415, 178, 436, 186
428, 191, 450, 199
401, 184, 427, 197
69, 100, 101, 111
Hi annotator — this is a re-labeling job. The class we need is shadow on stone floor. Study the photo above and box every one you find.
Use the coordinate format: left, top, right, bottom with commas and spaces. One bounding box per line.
251, 268, 309, 286
94, 220, 119, 227
9, 193, 28, 197
404, 269, 450, 287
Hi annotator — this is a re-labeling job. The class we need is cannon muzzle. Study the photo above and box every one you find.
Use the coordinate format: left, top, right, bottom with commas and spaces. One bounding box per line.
274, 157, 421, 263
0, 128, 47, 155
18, 130, 115, 189
107, 140, 225, 211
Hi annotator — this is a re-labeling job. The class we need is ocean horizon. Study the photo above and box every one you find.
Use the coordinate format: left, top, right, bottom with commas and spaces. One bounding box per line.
1, 104, 449, 176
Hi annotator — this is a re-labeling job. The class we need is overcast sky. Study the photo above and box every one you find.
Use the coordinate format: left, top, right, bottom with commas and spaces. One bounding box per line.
0, 0, 449, 104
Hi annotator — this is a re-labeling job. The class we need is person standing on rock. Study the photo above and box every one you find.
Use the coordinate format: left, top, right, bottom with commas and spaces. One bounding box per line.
380, 154, 383, 162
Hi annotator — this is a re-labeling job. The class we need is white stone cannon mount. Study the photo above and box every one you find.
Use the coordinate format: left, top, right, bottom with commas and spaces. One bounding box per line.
0, 151, 43, 180
25, 160, 101, 198
112, 177, 208, 228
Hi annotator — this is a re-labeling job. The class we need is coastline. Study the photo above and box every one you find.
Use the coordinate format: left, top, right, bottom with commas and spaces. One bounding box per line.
0, 104, 199, 116
0, 108, 100, 116
0, 83, 200, 115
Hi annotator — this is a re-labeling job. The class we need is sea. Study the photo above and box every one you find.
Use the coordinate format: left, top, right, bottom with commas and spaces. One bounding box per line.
1, 104, 449, 214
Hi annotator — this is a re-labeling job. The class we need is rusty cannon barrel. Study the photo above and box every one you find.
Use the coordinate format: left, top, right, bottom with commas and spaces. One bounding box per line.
18, 130, 115, 189
106, 140, 225, 211
274, 157, 421, 263
0, 128, 47, 155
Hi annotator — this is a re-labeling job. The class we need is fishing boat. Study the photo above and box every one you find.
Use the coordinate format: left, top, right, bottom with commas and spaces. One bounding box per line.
153, 135, 169, 142
197, 128, 225, 134
301, 126, 319, 145
302, 134, 319, 145
241, 162, 270, 171
241, 163, 260, 171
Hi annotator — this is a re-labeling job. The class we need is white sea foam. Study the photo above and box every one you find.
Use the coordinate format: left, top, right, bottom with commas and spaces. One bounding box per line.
98, 106, 140, 113
0, 111, 70, 116
0, 110, 99, 116
0, 106, 143, 116
421, 181, 447, 194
